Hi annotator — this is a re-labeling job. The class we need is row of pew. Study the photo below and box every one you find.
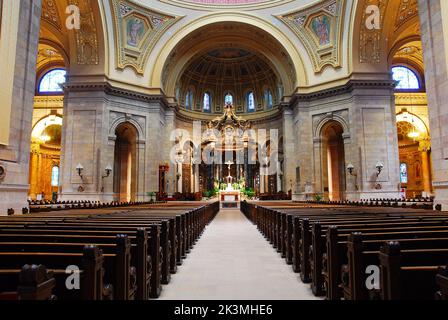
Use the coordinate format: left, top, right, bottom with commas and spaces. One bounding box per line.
0, 201, 219, 300
26, 200, 167, 214
241, 201, 448, 300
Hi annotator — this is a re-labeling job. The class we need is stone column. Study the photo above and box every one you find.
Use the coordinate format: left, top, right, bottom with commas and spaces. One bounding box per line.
277, 161, 282, 192
0, 0, 41, 215
418, 0, 448, 209
194, 163, 200, 192
177, 162, 182, 193
260, 166, 265, 193
282, 106, 296, 193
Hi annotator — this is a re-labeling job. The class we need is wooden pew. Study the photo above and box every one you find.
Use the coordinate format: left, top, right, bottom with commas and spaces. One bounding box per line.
0, 234, 135, 300
0, 264, 56, 300
0, 245, 103, 300
379, 241, 448, 300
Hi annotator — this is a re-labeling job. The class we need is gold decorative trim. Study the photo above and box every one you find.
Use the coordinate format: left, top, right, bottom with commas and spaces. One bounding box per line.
359, 0, 388, 64
275, 0, 345, 73
69, 0, 100, 65
159, 0, 293, 11
110, 0, 182, 75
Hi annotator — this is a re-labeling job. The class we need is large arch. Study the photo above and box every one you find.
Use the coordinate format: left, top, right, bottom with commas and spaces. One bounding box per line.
151, 13, 307, 96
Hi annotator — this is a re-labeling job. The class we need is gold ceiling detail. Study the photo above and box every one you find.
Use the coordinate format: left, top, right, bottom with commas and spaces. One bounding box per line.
395, 0, 418, 31
69, 0, 99, 65
359, 0, 388, 64
110, 0, 182, 75
276, 0, 345, 73
207, 103, 251, 132
42, 0, 61, 31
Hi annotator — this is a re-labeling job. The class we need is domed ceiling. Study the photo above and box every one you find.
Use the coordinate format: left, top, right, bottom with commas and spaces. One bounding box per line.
178, 47, 281, 114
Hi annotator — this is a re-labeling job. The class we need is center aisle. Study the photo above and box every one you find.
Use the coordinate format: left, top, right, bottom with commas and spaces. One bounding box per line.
159, 209, 320, 300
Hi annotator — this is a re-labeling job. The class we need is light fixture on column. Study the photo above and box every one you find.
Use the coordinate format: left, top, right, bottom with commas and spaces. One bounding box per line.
376, 161, 384, 177
102, 164, 113, 178
347, 163, 355, 176
346, 163, 358, 190
76, 163, 84, 179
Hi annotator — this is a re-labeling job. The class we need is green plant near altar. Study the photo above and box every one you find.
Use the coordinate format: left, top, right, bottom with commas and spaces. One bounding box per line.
147, 191, 156, 201
241, 187, 255, 198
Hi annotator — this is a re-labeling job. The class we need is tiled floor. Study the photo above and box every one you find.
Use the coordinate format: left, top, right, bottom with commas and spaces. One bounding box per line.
159, 209, 320, 300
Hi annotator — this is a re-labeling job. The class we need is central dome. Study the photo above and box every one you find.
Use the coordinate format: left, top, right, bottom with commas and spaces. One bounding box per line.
177, 47, 281, 114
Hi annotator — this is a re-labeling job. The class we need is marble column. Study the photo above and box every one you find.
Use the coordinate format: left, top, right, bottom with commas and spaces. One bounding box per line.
418, 0, 448, 209
0, 0, 41, 215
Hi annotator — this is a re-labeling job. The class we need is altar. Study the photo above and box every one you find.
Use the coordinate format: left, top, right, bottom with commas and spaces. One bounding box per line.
220, 190, 240, 209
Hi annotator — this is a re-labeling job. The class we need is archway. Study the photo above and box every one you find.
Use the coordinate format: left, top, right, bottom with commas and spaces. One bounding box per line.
396, 112, 432, 198
113, 123, 138, 202
321, 121, 346, 201
29, 115, 63, 201
158, 20, 302, 101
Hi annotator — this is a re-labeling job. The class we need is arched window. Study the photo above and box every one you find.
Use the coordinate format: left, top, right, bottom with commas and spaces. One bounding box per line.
247, 91, 255, 112
185, 90, 194, 109
203, 92, 211, 112
39, 69, 66, 93
264, 90, 273, 109
392, 66, 420, 90
400, 163, 408, 184
225, 93, 233, 105
51, 166, 59, 187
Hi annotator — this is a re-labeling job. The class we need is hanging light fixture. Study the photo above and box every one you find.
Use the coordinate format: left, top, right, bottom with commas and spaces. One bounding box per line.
39, 133, 51, 143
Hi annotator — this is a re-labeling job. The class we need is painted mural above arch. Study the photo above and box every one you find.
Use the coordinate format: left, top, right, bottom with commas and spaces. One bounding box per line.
110, 0, 183, 74
276, 0, 346, 73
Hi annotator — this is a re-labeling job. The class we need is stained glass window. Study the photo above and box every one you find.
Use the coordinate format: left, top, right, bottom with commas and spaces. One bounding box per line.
39, 69, 66, 93
51, 166, 59, 187
392, 66, 420, 90
264, 90, 273, 109
185, 91, 193, 109
247, 91, 255, 112
400, 163, 408, 184
225, 93, 233, 105
203, 92, 211, 112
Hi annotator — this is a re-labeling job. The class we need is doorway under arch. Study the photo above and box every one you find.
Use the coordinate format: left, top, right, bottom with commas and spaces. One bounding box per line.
113, 123, 138, 202
321, 121, 346, 201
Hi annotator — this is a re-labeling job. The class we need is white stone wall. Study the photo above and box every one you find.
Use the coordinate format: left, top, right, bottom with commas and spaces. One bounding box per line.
419, 0, 448, 209
0, 0, 41, 216
292, 81, 401, 201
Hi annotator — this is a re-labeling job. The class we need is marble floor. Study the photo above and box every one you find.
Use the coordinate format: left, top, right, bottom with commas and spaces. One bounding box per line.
159, 209, 320, 300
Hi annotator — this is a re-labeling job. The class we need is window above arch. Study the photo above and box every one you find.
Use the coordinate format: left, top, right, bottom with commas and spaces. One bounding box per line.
264, 89, 273, 109
51, 166, 60, 187
203, 92, 211, 112
185, 90, 194, 109
38, 69, 66, 93
225, 93, 233, 105
392, 66, 420, 90
247, 91, 255, 112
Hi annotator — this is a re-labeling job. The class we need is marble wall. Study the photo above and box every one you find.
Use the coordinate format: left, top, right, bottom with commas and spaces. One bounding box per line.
0, 0, 41, 216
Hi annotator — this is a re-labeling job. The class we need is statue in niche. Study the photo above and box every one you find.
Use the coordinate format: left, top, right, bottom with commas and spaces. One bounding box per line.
311, 15, 331, 46
127, 17, 145, 47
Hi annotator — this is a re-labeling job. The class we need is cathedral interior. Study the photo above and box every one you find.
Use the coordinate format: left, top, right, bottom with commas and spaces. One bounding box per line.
1, 0, 448, 304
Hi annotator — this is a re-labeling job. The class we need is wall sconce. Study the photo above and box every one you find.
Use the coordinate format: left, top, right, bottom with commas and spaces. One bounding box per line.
102, 164, 113, 179
346, 163, 358, 190
347, 163, 356, 176
376, 161, 384, 177
76, 163, 84, 179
